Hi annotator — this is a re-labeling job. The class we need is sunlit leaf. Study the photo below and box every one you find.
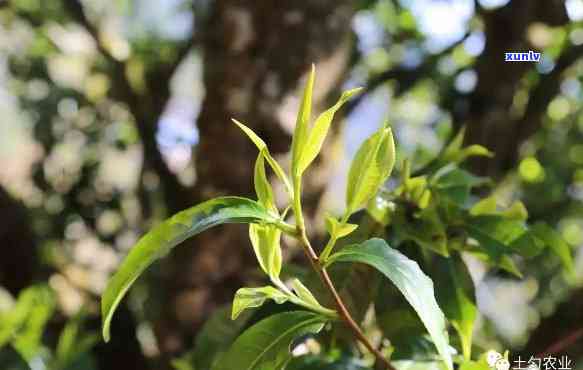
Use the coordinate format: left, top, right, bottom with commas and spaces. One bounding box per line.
212, 311, 327, 370
291, 64, 316, 178
233, 119, 292, 194
254, 152, 276, 212
297, 87, 363, 174
11, 286, 55, 361
232, 286, 289, 320
346, 123, 396, 215
249, 223, 282, 279
325, 215, 358, 239
291, 279, 321, 308
326, 238, 453, 370
102, 196, 279, 342
502, 201, 528, 221
469, 196, 497, 216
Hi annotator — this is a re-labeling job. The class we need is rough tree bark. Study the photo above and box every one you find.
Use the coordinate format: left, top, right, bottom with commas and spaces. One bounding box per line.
154, 0, 355, 362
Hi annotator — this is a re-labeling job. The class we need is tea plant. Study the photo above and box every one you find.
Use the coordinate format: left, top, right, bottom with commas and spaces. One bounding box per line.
101, 66, 574, 370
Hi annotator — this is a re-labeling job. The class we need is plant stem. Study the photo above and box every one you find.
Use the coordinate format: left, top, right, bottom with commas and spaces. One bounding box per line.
297, 231, 395, 370
291, 174, 394, 369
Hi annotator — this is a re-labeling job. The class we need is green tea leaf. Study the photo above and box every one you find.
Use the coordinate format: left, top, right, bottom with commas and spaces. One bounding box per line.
434, 256, 476, 360
325, 215, 358, 239
442, 127, 466, 162
291, 65, 316, 178
249, 224, 282, 280
326, 238, 452, 370
469, 196, 497, 216
531, 222, 575, 275
346, 123, 396, 215
233, 119, 292, 194
291, 279, 321, 308
232, 286, 289, 320
11, 286, 55, 361
188, 306, 253, 370
458, 361, 490, 370
102, 196, 278, 342
502, 201, 528, 221
213, 311, 327, 370
254, 152, 276, 212
287, 355, 372, 369
466, 216, 543, 259
457, 145, 493, 162
54, 313, 98, 370
431, 165, 489, 205
297, 87, 363, 174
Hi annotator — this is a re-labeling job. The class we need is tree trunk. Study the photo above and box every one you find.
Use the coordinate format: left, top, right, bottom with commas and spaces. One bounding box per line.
154, 0, 355, 361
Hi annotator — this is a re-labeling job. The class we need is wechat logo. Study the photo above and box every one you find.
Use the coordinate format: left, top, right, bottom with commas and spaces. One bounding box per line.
487, 350, 510, 370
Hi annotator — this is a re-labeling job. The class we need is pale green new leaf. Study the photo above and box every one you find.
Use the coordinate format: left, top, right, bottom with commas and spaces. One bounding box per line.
325, 215, 358, 239
231, 286, 289, 320
346, 123, 396, 215
442, 127, 466, 162
326, 238, 453, 370
233, 119, 292, 194
102, 196, 278, 342
291, 64, 316, 177
291, 279, 321, 308
213, 311, 327, 370
297, 87, 363, 174
469, 196, 497, 216
249, 223, 282, 279
254, 152, 276, 212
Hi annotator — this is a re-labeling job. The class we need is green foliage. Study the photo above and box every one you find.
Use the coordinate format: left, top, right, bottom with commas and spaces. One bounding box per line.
0, 286, 97, 370
101, 196, 283, 342
212, 311, 326, 370
100, 66, 574, 370
346, 121, 396, 216
326, 238, 453, 370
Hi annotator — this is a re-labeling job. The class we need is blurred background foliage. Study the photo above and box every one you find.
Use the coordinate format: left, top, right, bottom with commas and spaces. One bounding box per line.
0, 0, 582, 369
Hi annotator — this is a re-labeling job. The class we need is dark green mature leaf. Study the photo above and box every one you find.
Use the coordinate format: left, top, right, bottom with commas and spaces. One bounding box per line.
212, 311, 327, 370
346, 123, 396, 215
53, 313, 98, 370
185, 306, 253, 370
102, 196, 279, 342
434, 256, 476, 360
326, 238, 452, 370
465, 216, 544, 259
287, 355, 372, 369
431, 165, 488, 205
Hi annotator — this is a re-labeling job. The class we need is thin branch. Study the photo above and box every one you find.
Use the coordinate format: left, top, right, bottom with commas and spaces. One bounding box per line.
294, 231, 395, 370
